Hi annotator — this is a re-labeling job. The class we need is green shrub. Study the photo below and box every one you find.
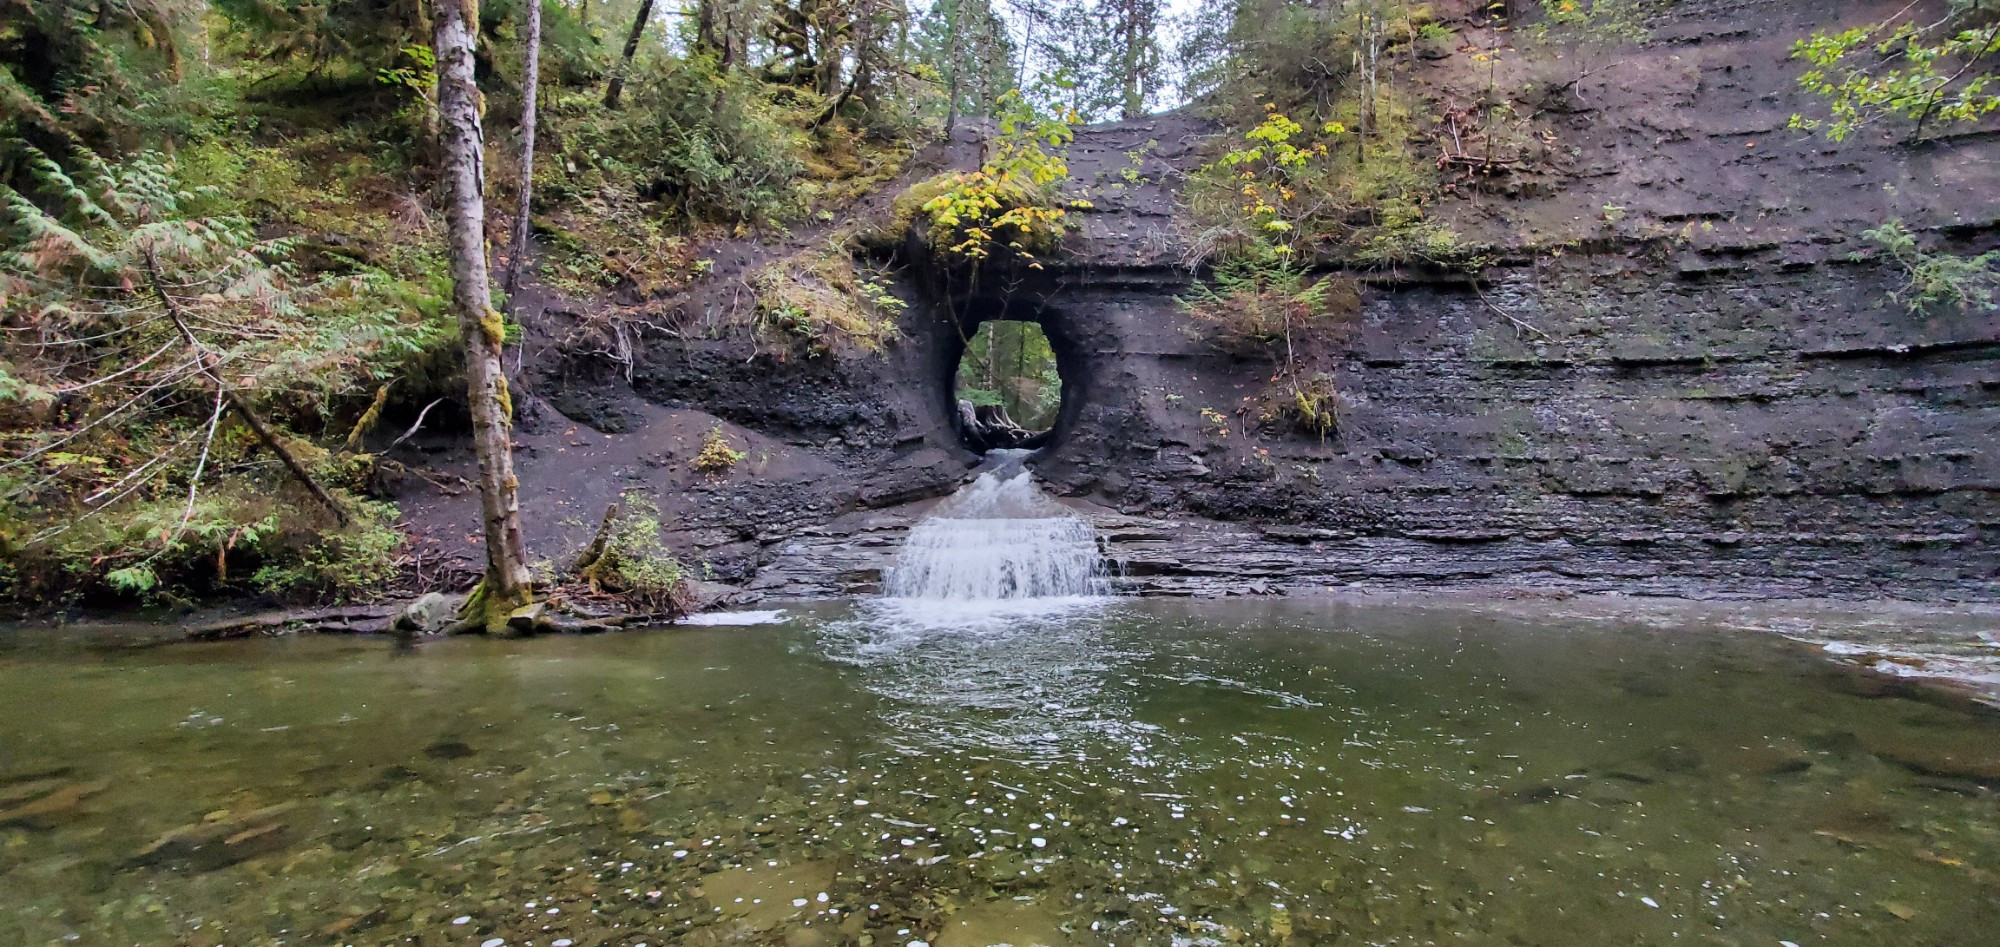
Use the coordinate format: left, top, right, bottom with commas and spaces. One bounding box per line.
691, 426, 748, 473
0, 146, 445, 606
577, 496, 690, 612
1863, 220, 2000, 312
165, 133, 462, 421
1181, 263, 1360, 439
882, 88, 1085, 266
1186, 87, 1463, 267
1276, 371, 1345, 439
1181, 263, 1361, 355
4, 482, 402, 605
1529, 0, 1660, 45
1181, 3, 1498, 270
552, 62, 808, 226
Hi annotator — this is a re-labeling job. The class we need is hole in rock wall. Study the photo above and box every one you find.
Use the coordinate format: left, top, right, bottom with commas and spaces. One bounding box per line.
954, 319, 1062, 453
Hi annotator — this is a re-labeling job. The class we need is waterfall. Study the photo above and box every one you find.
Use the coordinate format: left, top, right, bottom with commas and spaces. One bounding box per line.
885, 462, 1112, 601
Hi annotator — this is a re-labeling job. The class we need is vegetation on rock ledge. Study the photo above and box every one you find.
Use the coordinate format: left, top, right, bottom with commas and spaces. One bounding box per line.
4, 0, 1987, 619
887, 86, 1087, 268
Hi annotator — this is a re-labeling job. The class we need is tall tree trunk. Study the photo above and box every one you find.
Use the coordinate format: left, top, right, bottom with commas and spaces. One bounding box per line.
604, 0, 657, 108
505, 0, 543, 298
812, 0, 878, 128
1017, 11, 1031, 91
694, 0, 741, 69
1119, 1, 1141, 119
944, 0, 961, 134
811, 5, 842, 99
892, 12, 907, 105
579, 0, 592, 39
696, 0, 720, 59
433, 0, 535, 632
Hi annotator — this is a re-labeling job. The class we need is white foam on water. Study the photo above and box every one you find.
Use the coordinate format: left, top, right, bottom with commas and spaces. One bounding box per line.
681, 609, 789, 626
884, 466, 1112, 603
823, 462, 1125, 757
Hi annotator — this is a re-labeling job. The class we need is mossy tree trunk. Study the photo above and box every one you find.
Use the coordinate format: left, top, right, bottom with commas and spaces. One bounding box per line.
813, 0, 879, 127
433, 0, 535, 632
1115, 0, 1157, 120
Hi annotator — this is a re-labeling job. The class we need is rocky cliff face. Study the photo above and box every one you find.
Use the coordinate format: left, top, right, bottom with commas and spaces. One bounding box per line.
459, 0, 1996, 601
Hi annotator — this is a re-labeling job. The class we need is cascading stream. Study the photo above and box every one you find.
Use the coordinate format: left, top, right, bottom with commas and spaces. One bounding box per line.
884, 459, 1112, 601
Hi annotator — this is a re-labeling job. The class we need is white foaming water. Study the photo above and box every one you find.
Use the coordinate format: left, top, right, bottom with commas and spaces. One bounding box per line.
680, 609, 788, 626
884, 465, 1112, 603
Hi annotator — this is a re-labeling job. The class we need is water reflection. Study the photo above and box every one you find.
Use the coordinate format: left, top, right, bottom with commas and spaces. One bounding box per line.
0, 601, 1996, 946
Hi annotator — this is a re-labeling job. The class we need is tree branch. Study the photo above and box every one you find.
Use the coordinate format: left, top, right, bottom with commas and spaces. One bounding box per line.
144, 249, 350, 525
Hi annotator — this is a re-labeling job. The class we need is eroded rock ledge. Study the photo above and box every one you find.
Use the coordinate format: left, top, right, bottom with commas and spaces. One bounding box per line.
400, 0, 1997, 605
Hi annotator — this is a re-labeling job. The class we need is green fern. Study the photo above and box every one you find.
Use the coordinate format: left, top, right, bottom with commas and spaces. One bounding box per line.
1864, 220, 2000, 312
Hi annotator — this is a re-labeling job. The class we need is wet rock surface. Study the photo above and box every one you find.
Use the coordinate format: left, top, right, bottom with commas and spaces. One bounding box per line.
746, 492, 2000, 704
391, 0, 1997, 606
394, 592, 463, 635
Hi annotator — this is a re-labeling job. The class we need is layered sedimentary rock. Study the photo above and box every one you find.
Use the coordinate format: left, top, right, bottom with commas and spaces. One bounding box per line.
508, 0, 1996, 600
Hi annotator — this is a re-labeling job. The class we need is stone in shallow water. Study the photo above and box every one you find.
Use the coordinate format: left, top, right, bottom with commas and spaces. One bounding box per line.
0, 778, 106, 827
423, 740, 475, 760
1713, 738, 1812, 777
0, 776, 68, 808
933, 897, 1072, 947
394, 592, 463, 635
130, 803, 296, 871
1647, 744, 1705, 774
1862, 730, 2000, 787
701, 860, 840, 932
366, 764, 422, 792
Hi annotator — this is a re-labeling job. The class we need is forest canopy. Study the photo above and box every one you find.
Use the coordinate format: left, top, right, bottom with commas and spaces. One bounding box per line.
0, 0, 1190, 606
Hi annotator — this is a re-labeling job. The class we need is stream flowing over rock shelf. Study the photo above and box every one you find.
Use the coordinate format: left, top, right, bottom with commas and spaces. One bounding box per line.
395, 0, 1999, 611
6, 0, 2000, 943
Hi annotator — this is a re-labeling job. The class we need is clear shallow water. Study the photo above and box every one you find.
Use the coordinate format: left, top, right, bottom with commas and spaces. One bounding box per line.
1, 600, 1997, 946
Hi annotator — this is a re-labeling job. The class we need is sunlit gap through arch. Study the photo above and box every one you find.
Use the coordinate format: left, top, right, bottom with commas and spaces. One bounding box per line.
954, 318, 1061, 453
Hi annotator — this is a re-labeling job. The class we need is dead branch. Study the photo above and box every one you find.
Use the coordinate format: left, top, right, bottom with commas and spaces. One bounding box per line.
1474, 285, 1553, 340
145, 249, 350, 526
172, 387, 228, 538
388, 397, 447, 449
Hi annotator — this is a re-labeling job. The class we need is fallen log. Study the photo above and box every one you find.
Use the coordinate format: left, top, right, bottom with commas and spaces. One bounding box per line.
184, 605, 399, 641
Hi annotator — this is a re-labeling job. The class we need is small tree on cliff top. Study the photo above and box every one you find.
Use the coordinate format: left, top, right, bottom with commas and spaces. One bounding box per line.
904, 84, 1088, 267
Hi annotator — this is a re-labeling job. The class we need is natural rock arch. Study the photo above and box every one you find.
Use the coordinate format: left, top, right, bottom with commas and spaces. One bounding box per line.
925, 291, 1096, 459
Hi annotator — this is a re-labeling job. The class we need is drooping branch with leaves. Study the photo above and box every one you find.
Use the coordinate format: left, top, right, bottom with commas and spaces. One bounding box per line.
1862, 219, 2000, 312
893, 85, 1088, 268
1790, 0, 2000, 141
